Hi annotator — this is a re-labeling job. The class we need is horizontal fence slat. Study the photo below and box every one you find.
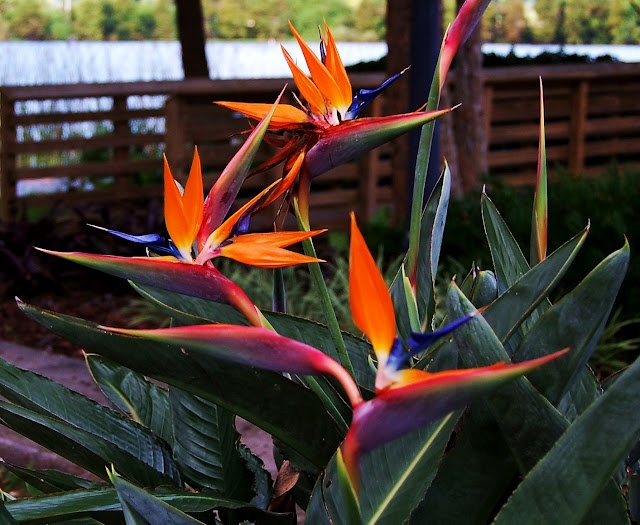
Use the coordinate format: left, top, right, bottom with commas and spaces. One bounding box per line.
2, 63, 640, 224
15, 158, 162, 181
11, 133, 164, 154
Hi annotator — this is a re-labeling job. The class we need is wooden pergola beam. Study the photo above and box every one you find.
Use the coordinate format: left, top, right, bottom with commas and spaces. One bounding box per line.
175, 0, 209, 78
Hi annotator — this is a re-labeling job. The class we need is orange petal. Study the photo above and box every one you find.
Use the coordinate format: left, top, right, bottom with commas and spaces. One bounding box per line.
163, 155, 198, 260
203, 179, 281, 253
230, 229, 326, 248
322, 22, 352, 111
220, 242, 323, 268
183, 148, 204, 241
349, 213, 396, 363
215, 101, 310, 129
259, 149, 305, 210
288, 21, 345, 113
281, 45, 327, 117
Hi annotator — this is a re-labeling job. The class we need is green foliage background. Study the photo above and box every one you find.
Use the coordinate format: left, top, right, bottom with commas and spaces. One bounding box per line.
1, 0, 639, 44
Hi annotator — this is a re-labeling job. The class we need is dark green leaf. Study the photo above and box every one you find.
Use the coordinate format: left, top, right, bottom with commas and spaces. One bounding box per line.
5, 485, 291, 524
514, 241, 630, 407
2, 463, 104, 493
448, 284, 628, 521
0, 498, 20, 524
110, 470, 206, 525
0, 400, 177, 487
493, 354, 640, 525
482, 226, 588, 344
357, 412, 460, 524
86, 354, 173, 445
169, 388, 253, 500
0, 355, 180, 485
415, 164, 451, 328
411, 404, 517, 525
18, 303, 342, 469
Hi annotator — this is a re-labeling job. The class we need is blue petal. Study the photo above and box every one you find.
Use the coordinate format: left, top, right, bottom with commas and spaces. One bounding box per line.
344, 67, 409, 120
408, 314, 476, 356
90, 225, 181, 258
385, 313, 476, 372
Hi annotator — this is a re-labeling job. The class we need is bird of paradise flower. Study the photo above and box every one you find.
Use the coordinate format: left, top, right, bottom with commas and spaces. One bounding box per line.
216, 21, 454, 226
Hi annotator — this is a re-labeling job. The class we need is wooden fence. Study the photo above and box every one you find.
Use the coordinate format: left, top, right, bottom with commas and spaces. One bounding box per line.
1, 62, 639, 226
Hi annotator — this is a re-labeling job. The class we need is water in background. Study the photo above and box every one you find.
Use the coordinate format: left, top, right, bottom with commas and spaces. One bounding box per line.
0, 41, 638, 86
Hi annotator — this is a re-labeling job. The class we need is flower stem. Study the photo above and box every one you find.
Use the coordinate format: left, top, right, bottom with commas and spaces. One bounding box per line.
294, 201, 357, 381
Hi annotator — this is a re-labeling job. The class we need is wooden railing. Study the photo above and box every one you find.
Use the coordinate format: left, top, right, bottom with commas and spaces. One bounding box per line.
1, 62, 639, 225
481, 62, 640, 185
0, 75, 390, 229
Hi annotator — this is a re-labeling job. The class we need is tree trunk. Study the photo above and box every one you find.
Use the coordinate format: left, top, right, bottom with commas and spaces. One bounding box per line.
175, 0, 209, 78
386, 0, 442, 224
385, 0, 413, 224
448, 0, 487, 196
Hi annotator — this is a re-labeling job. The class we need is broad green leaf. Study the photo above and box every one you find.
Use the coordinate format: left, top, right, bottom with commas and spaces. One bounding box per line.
0, 400, 177, 487
411, 404, 516, 525
169, 388, 253, 500
4, 485, 291, 524
557, 367, 602, 421
0, 499, 19, 525
0, 355, 180, 485
481, 192, 549, 353
132, 282, 375, 393
447, 284, 628, 521
447, 283, 568, 472
481, 192, 530, 293
109, 470, 206, 525
493, 354, 640, 525
306, 449, 361, 525
18, 302, 342, 469
86, 354, 173, 445
515, 241, 630, 406
2, 464, 104, 493
357, 412, 460, 524
415, 164, 451, 329
482, 226, 588, 343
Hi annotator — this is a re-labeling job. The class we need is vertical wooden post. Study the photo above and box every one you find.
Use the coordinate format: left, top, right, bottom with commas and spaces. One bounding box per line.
0, 91, 17, 222
569, 80, 589, 176
111, 95, 132, 197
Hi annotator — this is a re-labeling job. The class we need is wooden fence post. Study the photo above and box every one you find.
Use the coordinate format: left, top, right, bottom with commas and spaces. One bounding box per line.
569, 80, 589, 176
112, 94, 132, 197
0, 91, 17, 222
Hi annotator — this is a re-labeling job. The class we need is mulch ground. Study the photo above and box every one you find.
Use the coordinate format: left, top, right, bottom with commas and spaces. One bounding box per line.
1, 279, 144, 357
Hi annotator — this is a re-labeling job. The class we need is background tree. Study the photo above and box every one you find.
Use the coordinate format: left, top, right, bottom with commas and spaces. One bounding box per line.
6, 0, 50, 40
150, 0, 176, 39
46, 7, 72, 40
564, 0, 610, 44
72, 0, 107, 40
353, 0, 386, 41
483, 0, 533, 43
608, 0, 640, 44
